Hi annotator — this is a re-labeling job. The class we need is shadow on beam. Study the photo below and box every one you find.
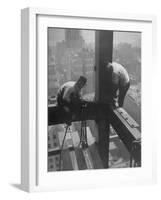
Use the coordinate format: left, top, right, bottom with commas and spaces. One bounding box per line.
48, 102, 110, 125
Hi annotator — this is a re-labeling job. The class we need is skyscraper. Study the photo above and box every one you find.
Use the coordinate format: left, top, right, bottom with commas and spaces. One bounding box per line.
65, 29, 84, 49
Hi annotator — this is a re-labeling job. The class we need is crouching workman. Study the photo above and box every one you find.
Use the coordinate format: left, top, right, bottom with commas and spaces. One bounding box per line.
57, 76, 87, 122
105, 62, 130, 107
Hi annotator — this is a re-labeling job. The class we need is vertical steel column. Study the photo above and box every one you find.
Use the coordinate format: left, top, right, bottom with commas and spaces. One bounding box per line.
95, 30, 113, 168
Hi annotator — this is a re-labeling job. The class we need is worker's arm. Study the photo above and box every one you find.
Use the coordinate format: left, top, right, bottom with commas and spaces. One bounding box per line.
70, 92, 82, 105
62, 87, 74, 103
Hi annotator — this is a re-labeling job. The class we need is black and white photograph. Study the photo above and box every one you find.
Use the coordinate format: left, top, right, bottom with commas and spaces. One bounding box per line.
47, 28, 141, 172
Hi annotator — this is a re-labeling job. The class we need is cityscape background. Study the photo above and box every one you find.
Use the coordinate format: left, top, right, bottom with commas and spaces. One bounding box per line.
48, 28, 141, 170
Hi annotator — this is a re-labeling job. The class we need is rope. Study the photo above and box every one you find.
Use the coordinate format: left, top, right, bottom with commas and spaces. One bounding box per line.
58, 124, 69, 171
79, 104, 88, 149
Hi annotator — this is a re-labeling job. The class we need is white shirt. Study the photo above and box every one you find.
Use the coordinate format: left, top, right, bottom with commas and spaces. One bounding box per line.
104, 62, 130, 106
112, 62, 130, 87
57, 81, 80, 104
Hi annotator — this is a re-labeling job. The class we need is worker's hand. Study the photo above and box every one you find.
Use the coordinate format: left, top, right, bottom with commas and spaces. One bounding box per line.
63, 106, 70, 113
71, 94, 81, 105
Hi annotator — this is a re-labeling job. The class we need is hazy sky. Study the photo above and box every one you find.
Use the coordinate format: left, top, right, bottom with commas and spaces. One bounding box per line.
48, 29, 95, 45
48, 28, 141, 47
114, 32, 141, 47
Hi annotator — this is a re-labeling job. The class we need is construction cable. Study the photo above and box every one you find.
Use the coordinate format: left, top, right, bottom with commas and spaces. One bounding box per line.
58, 124, 69, 171
78, 105, 88, 149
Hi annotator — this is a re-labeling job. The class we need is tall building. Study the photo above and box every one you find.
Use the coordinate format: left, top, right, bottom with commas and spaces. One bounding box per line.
65, 29, 84, 50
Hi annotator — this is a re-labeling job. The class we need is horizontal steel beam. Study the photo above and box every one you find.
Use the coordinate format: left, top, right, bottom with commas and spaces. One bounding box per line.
108, 107, 141, 164
48, 102, 109, 125
48, 102, 141, 164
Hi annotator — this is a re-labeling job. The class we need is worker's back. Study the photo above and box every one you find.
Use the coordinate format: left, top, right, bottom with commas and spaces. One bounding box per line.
112, 62, 129, 87
57, 81, 76, 105
105, 62, 130, 107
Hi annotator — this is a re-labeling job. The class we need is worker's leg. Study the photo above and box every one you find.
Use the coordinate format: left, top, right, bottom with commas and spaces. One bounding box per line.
118, 82, 130, 107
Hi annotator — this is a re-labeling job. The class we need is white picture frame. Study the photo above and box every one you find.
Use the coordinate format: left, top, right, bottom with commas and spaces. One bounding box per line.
21, 7, 157, 192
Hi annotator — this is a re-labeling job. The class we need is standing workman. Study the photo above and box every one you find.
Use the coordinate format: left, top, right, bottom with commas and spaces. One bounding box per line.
105, 62, 130, 108
57, 76, 87, 121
